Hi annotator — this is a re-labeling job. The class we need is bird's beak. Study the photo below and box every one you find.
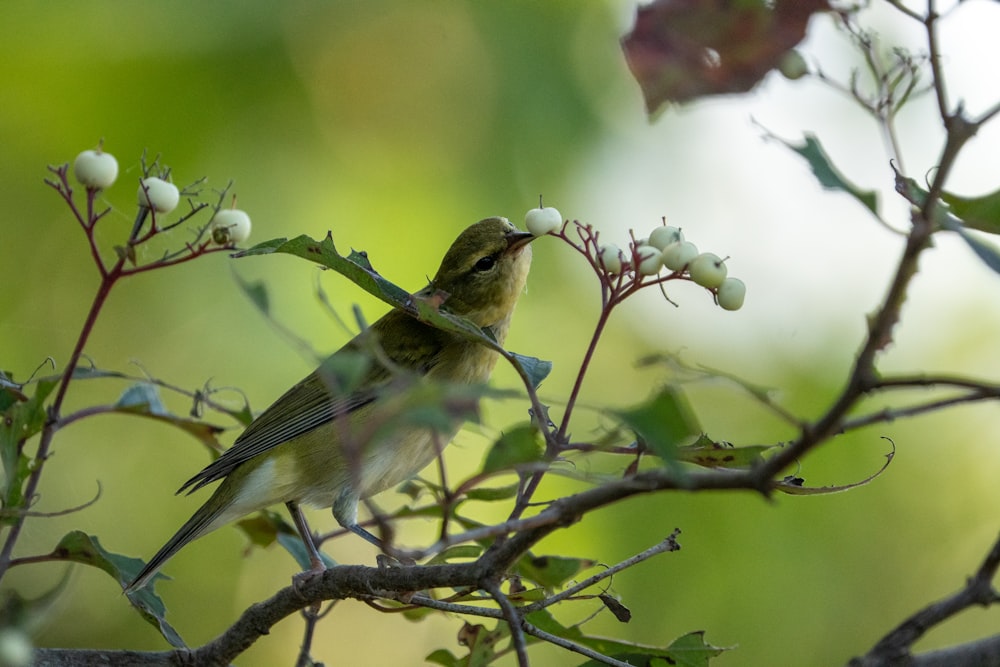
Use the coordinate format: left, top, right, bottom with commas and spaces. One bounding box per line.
505, 231, 536, 256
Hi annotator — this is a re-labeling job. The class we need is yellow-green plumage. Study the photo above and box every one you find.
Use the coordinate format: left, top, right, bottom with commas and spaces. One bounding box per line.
126, 217, 534, 592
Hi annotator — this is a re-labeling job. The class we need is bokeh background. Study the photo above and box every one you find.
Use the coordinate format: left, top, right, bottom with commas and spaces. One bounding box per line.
3, 1, 1000, 665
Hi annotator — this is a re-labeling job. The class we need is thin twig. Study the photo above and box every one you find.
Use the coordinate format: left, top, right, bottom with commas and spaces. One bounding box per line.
486, 582, 529, 667
523, 531, 680, 613
850, 531, 1000, 665
521, 623, 634, 667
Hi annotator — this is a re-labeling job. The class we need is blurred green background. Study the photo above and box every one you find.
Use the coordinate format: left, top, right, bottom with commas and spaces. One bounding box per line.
3, 1, 1000, 665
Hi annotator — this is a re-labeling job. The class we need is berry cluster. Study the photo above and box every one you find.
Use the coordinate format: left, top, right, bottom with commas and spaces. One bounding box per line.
72, 144, 252, 246
524, 206, 746, 311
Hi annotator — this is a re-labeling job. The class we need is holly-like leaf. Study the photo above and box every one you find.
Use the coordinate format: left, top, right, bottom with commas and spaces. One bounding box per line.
232, 270, 271, 316
778, 133, 879, 216
622, 0, 829, 112
238, 234, 411, 310
0, 572, 71, 628
0, 378, 56, 516
942, 188, 1000, 235
509, 352, 552, 389
49, 531, 186, 648
775, 446, 894, 495
0, 371, 27, 407
113, 382, 226, 452
245, 510, 338, 570
237, 234, 509, 353
236, 511, 284, 549
676, 434, 775, 469
938, 214, 1000, 275
517, 554, 593, 590
480, 424, 544, 475
614, 386, 700, 462
426, 545, 483, 565
425, 649, 461, 667
528, 609, 728, 666
117, 382, 168, 415
465, 483, 520, 502
890, 169, 1000, 274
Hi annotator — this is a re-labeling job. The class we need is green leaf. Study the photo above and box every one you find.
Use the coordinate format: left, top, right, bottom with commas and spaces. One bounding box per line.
0, 571, 71, 628
111, 382, 226, 453
613, 386, 700, 462
0, 378, 56, 516
0, 371, 27, 408
276, 531, 338, 571
575, 629, 728, 667
257, 511, 337, 570
775, 445, 894, 496
942, 188, 1000, 235
117, 382, 167, 415
517, 554, 593, 590
425, 649, 461, 667
235, 234, 505, 353
676, 434, 774, 469
528, 610, 728, 666
509, 352, 552, 389
236, 511, 285, 549
426, 545, 483, 565
780, 133, 879, 217
315, 350, 373, 397
453, 621, 504, 666
890, 168, 1000, 274
236, 236, 288, 254
65, 366, 251, 429
480, 424, 544, 475
232, 270, 271, 316
938, 214, 1000, 275
50, 531, 187, 648
367, 379, 491, 448
663, 630, 729, 667
465, 483, 520, 502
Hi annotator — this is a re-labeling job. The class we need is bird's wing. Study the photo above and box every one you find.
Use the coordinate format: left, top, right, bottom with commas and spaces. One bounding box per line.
179, 311, 446, 494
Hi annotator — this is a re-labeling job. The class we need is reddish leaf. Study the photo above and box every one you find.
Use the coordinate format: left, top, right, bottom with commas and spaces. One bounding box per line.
622, 0, 829, 112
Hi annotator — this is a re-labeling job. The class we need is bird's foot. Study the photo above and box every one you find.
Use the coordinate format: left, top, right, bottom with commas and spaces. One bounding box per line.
291, 564, 328, 600
376, 553, 416, 570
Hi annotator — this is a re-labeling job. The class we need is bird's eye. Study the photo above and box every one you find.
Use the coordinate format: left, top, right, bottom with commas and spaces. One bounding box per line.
473, 256, 496, 272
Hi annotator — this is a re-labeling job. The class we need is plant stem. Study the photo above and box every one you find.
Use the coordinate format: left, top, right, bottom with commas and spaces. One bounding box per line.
556, 301, 615, 444
0, 209, 141, 577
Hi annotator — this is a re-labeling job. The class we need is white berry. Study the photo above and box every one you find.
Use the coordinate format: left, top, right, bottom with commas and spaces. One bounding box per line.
648, 225, 684, 250
598, 244, 623, 274
73, 149, 118, 189
524, 207, 562, 236
0, 628, 33, 667
210, 209, 252, 244
137, 177, 180, 214
778, 50, 809, 80
661, 241, 699, 271
634, 244, 662, 276
688, 253, 728, 288
717, 277, 746, 311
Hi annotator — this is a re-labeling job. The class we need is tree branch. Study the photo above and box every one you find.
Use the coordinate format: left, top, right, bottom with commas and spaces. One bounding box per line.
849, 531, 1000, 666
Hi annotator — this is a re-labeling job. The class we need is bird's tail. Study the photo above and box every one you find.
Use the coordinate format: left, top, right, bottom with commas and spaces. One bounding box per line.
124, 492, 230, 594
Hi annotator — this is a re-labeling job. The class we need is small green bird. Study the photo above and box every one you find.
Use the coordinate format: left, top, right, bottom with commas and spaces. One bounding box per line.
126, 217, 535, 592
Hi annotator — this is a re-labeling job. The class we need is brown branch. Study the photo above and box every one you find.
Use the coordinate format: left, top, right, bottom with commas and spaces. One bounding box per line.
32, 468, 727, 666
849, 531, 1000, 666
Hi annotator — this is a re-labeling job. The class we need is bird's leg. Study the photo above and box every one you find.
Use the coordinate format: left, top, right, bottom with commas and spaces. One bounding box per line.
347, 523, 384, 550
334, 495, 415, 566
287, 500, 325, 572
286, 501, 327, 603
346, 523, 417, 568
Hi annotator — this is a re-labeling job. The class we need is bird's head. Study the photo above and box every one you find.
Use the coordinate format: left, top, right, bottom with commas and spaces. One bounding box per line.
429, 217, 535, 328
